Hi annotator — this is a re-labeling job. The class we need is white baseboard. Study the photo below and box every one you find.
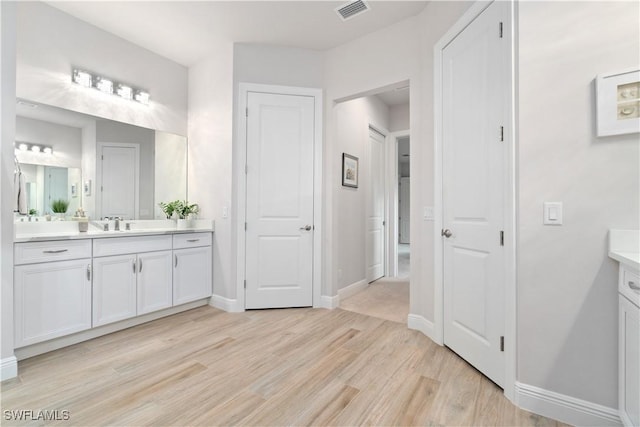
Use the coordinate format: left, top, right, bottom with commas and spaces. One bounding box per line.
337, 279, 368, 300
209, 294, 243, 312
407, 314, 439, 343
515, 382, 621, 426
318, 295, 339, 309
1, 356, 18, 381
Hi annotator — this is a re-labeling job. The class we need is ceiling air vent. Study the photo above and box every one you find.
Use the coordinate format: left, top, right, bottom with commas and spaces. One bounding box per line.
335, 0, 370, 21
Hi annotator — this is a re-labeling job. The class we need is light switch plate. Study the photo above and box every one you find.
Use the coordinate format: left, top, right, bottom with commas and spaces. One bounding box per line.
423, 206, 434, 221
222, 206, 229, 219
543, 202, 563, 225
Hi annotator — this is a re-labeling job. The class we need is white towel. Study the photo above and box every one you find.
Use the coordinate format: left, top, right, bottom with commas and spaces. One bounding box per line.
14, 171, 27, 215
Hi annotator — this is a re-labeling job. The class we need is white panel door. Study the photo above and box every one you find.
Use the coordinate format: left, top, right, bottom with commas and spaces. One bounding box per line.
137, 250, 173, 315
100, 144, 138, 220
442, 1, 506, 387
399, 177, 410, 244
43, 166, 68, 213
245, 92, 315, 309
366, 127, 385, 283
93, 254, 137, 326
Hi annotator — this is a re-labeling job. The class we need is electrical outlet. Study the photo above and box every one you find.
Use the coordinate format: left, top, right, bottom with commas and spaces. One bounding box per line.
222, 206, 228, 219
423, 206, 434, 221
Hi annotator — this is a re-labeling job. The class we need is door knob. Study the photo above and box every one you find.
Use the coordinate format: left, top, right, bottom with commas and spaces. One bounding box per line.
442, 229, 453, 238
300, 225, 312, 231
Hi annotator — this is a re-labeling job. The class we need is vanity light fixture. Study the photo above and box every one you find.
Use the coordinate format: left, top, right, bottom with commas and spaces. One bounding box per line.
15, 141, 53, 155
71, 68, 150, 105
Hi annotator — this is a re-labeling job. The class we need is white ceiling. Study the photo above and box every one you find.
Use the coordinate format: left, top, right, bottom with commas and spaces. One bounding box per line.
45, 1, 428, 67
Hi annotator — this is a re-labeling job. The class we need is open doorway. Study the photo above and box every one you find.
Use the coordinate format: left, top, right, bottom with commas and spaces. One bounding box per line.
335, 83, 410, 324
397, 136, 410, 279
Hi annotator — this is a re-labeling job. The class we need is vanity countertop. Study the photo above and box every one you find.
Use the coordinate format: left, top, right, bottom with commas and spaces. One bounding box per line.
14, 220, 215, 243
609, 229, 640, 271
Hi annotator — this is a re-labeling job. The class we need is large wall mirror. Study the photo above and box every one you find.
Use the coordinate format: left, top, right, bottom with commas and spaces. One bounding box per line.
14, 99, 187, 220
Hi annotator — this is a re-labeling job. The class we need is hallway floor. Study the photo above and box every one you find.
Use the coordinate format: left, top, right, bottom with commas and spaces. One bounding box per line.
340, 278, 409, 324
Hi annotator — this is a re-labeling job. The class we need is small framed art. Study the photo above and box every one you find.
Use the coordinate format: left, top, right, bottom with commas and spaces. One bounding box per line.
596, 68, 640, 136
342, 153, 359, 188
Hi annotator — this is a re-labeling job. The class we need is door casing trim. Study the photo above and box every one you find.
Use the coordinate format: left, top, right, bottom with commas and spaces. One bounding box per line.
433, 0, 517, 401
236, 83, 323, 310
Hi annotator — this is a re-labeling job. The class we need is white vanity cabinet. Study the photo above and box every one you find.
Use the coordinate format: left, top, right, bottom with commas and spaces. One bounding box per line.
619, 264, 640, 427
14, 240, 92, 347
173, 233, 213, 305
93, 236, 173, 327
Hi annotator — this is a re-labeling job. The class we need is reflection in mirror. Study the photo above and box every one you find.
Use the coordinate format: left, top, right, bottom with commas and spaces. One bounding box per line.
18, 164, 81, 216
14, 100, 187, 220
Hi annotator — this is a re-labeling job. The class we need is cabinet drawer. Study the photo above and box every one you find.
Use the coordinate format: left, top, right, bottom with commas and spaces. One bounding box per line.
620, 265, 640, 307
173, 232, 212, 249
14, 240, 92, 265
93, 235, 172, 257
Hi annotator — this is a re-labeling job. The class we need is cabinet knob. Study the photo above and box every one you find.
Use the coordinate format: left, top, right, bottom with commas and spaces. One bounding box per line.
86, 264, 91, 281
175, 254, 178, 268
133, 259, 137, 274
629, 281, 640, 292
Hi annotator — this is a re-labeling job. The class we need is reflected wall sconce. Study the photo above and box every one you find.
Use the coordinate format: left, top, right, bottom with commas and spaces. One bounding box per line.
14, 141, 53, 154
72, 69, 150, 105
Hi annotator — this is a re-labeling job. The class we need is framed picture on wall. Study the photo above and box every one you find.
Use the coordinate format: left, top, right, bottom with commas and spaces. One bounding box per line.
342, 153, 359, 188
596, 68, 640, 136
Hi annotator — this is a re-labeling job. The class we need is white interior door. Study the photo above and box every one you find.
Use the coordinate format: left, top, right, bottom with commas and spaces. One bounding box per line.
442, 1, 506, 387
245, 92, 315, 309
399, 177, 410, 244
100, 143, 139, 220
366, 127, 386, 283
43, 167, 68, 213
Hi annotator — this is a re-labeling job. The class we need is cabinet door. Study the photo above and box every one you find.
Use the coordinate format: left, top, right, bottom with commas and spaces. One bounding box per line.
15, 259, 92, 347
173, 246, 212, 305
137, 250, 173, 315
93, 255, 137, 327
620, 295, 640, 427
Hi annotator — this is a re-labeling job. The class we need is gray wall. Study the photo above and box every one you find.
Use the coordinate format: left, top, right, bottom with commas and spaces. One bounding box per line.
518, 1, 640, 407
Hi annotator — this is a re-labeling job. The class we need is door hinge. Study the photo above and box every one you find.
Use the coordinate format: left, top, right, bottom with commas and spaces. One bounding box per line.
244, 279, 246, 289
500, 336, 505, 351
245, 107, 248, 117
499, 22, 503, 38
244, 222, 247, 231
500, 230, 504, 246
100, 186, 103, 192
500, 126, 504, 142
101, 155, 104, 160
382, 220, 386, 226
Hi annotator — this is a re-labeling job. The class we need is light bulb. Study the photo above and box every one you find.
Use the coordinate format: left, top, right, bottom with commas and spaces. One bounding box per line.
43, 147, 53, 154
117, 84, 133, 100
134, 91, 150, 105
96, 78, 113, 94
19, 143, 28, 151
31, 145, 41, 153
73, 70, 92, 88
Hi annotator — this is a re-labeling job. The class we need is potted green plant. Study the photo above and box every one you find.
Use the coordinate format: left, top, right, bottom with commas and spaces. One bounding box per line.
158, 201, 178, 219
50, 199, 69, 220
174, 200, 199, 229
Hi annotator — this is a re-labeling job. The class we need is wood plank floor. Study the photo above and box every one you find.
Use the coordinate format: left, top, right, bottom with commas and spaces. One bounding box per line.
340, 278, 409, 324
0, 306, 567, 426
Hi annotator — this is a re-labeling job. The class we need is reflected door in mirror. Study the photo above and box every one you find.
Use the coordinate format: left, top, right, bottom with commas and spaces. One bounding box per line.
100, 143, 139, 220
